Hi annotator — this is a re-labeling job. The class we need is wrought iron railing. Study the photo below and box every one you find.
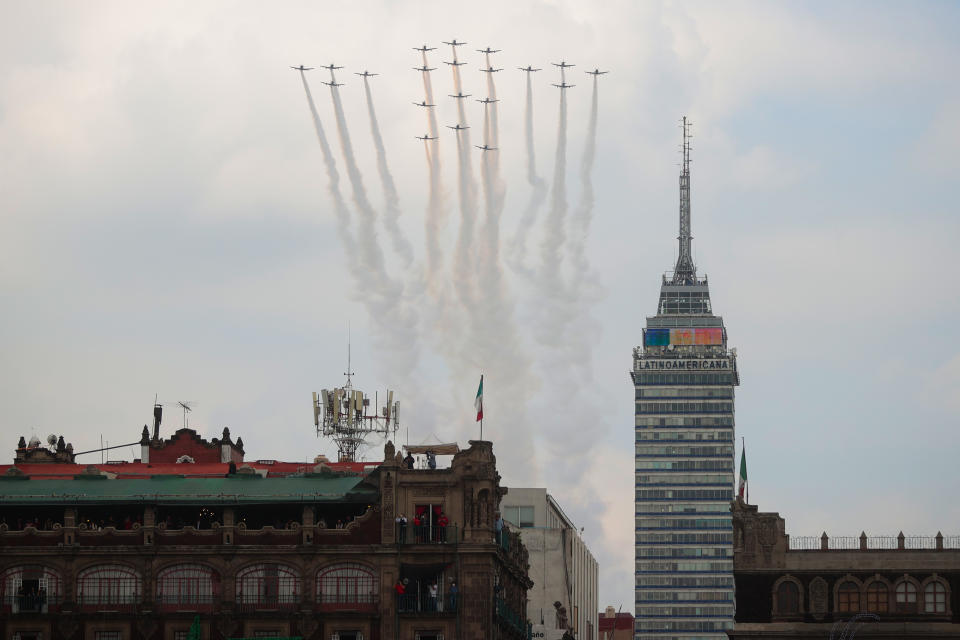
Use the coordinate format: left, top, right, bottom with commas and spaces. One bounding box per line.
397, 524, 457, 544
397, 592, 458, 613
2, 594, 63, 613
789, 534, 960, 550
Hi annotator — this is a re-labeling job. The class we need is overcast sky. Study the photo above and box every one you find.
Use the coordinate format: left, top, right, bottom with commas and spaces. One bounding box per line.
2, 0, 959, 610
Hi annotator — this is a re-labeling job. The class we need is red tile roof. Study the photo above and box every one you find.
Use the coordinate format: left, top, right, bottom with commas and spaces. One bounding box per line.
0, 460, 380, 479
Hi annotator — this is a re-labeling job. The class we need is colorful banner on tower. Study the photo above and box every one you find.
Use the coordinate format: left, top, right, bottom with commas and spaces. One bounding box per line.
644, 328, 723, 347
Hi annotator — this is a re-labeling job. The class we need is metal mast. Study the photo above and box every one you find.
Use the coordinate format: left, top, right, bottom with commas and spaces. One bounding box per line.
673, 116, 696, 285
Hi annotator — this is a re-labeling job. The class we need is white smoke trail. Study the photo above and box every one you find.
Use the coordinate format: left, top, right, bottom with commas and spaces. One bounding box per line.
540, 86, 568, 295
299, 71, 356, 258
507, 70, 547, 274
450, 59, 478, 312
362, 76, 414, 267
568, 74, 600, 297
326, 76, 421, 384
421, 53, 447, 296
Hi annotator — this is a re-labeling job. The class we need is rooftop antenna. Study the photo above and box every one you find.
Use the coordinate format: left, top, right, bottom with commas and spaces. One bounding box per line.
344, 324, 354, 389
673, 116, 696, 285
178, 401, 193, 429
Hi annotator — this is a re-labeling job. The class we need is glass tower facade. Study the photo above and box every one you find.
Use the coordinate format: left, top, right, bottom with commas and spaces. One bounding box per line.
633, 119, 739, 640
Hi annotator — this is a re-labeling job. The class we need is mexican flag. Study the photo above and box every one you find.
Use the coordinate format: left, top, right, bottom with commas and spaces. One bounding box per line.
475, 375, 484, 422
738, 442, 748, 502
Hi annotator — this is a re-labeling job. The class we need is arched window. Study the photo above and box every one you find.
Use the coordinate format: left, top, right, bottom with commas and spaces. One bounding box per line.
924, 581, 946, 614
837, 582, 860, 613
317, 563, 377, 610
77, 565, 141, 610
1, 566, 62, 613
895, 580, 918, 613
157, 564, 220, 610
866, 581, 888, 613
236, 564, 300, 611
776, 581, 800, 615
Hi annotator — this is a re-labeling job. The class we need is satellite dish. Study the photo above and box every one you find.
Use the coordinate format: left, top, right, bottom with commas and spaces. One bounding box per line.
47, 434, 58, 446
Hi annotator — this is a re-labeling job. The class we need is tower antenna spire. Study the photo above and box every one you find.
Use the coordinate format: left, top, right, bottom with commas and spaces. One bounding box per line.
673, 116, 696, 285
344, 324, 354, 389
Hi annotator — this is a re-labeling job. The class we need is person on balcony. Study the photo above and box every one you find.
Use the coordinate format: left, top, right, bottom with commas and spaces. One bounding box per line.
448, 581, 459, 611
428, 581, 439, 611
436, 511, 449, 542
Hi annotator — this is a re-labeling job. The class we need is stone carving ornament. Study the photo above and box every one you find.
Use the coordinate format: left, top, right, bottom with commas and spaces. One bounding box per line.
809, 576, 828, 620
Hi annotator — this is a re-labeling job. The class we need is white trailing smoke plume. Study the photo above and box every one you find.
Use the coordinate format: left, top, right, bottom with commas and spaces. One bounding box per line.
568, 74, 600, 297
421, 52, 447, 293
507, 70, 547, 274
450, 58, 479, 312
362, 76, 414, 267
325, 76, 421, 387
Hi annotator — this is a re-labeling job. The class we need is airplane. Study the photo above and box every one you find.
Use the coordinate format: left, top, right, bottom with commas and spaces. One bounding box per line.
443, 60, 467, 67
355, 70, 378, 78
442, 39, 467, 47
475, 144, 497, 151
320, 64, 344, 71
413, 44, 436, 52
586, 69, 609, 76
413, 100, 436, 108
290, 65, 313, 72
518, 66, 541, 73
413, 65, 436, 72
416, 134, 438, 141
449, 92, 471, 100
476, 97, 500, 104
320, 80, 344, 87
552, 82, 575, 89
476, 47, 501, 54
480, 66, 503, 73
552, 61, 575, 69
446, 123, 470, 131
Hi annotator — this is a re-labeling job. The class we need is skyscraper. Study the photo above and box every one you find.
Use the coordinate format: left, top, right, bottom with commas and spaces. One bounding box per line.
632, 118, 739, 640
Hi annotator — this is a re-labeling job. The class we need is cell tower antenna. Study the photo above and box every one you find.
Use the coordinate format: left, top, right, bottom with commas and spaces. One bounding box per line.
673, 116, 696, 285
344, 324, 354, 388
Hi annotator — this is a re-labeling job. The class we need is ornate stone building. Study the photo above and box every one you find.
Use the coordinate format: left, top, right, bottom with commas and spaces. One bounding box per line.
1, 428, 532, 640
731, 498, 960, 639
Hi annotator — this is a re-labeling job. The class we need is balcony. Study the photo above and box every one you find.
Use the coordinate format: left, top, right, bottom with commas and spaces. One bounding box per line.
317, 593, 378, 613
77, 594, 140, 613
237, 595, 300, 613
2, 594, 62, 614
156, 595, 218, 613
396, 524, 457, 545
397, 593, 458, 614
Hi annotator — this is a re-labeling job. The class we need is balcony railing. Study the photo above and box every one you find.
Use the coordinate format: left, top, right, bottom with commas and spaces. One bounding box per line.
495, 597, 526, 635
2, 594, 62, 614
77, 594, 140, 612
156, 595, 218, 612
397, 593, 458, 614
396, 524, 457, 545
237, 596, 300, 612
317, 593, 378, 612
789, 533, 960, 551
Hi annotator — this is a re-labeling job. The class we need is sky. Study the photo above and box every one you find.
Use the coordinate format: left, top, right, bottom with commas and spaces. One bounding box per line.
2, 0, 959, 611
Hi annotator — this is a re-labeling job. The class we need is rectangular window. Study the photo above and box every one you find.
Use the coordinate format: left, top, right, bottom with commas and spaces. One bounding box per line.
502, 506, 535, 528
414, 633, 443, 640
253, 631, 282, 638
331, 633, 362, 640
174, 632, 189, 640
95, 633, 122, 640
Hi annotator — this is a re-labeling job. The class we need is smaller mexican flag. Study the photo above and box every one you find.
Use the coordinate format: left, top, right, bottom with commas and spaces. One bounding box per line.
474, 375, 484, 422
738, 440, 748, 502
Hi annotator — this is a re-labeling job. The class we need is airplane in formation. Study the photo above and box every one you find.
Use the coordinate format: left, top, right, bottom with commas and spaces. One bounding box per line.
446, 123, 470, 131
552, 82, 575, 89
413, 100, 436, 107
320, 79, 344, 87
586, 69, 609, 76
476, 47, 501, 54
444, 60, 467, 67
552, 61, 575, 69
320, 64, 344, 71
449, 92, 471, 100
413, 65, 436, 72
355, 71, 378, 78
416, 134, 438, 141
413, 44, 436, 52
518, 66, 541, 73
477, 97, 499, 104
480, 66, 503, 73
475, 144, 497, 151
290, 65, 313, 72
443, 39, 467, 47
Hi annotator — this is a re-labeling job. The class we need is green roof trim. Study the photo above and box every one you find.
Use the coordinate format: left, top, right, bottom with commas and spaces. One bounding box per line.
0, 476, 378, 505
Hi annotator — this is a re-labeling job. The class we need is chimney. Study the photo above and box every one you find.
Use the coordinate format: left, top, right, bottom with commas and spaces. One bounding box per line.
152, 404, 162, 441
140, 425, 151, 464
220, 427, 233, 463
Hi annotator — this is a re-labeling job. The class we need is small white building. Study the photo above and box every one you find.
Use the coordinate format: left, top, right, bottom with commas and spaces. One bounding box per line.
501, 488, 599, 640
